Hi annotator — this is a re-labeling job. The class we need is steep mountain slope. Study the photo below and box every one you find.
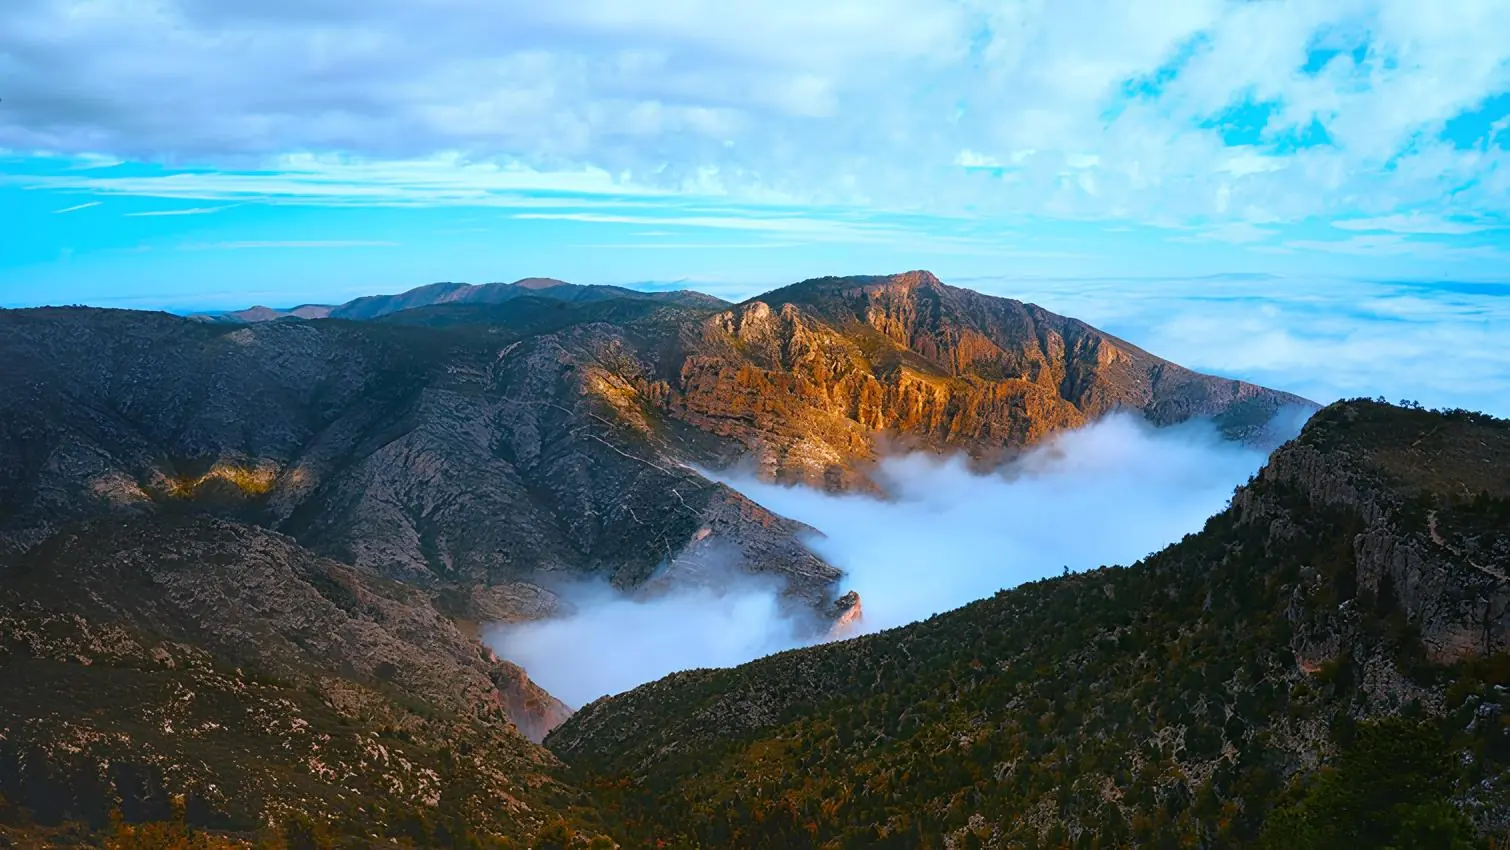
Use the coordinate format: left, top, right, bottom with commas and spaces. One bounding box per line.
0, 516, 606, 844
548, 401, 1510, 848
671, 271, 1312, 488
0, 304, 837, 612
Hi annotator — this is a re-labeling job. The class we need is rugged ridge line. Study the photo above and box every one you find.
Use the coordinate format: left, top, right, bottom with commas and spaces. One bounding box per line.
0, 273, 1309, 606
670, 271, 1312, 488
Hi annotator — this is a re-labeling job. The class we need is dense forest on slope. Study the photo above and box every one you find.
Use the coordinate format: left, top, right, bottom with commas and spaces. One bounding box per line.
549, 400, 1510, 848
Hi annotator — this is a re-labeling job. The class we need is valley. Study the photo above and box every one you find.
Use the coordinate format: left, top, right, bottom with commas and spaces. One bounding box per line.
2, 274, 1505, 848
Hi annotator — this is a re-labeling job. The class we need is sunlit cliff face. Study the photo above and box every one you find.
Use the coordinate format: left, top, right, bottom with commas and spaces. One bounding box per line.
488, 411, 1302, 708
166, 463, 280, 497
825, 590, 864, 640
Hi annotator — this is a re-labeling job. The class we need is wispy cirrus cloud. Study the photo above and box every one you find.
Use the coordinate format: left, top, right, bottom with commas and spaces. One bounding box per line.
571, 241, 805, 250
1331, 212, 1501, 235
124, 205, 239, 217
1171, 222, 1279, 244
177, 240, 400, 250
511, 210, 915, 243
51, 200, 101, 214
6, 155, 675, 208
1284, 233, 1508, 260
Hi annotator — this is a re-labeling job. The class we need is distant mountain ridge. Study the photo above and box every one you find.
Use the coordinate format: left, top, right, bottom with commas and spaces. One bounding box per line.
197, 303, 338, 323
191, 277, 726, 324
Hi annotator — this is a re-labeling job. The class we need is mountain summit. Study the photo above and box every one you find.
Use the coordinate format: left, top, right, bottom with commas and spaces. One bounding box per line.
676, 271, 1309, 487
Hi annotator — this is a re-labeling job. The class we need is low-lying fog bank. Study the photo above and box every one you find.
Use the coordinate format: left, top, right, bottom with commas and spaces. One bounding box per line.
485, 411, 1303, 708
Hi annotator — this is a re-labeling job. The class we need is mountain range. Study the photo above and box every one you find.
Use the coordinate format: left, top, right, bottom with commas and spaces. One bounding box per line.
188, 277, 723, 324
3, 272, 1503, 846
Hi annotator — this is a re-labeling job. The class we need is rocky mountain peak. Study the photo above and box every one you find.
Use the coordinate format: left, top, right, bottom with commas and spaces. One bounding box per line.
513, 277, 570, 290
677, 271, 1312, 488
887, 269, 945, 289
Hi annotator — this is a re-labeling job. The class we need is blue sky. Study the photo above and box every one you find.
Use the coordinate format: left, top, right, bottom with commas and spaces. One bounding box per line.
2, 0, 1509, 311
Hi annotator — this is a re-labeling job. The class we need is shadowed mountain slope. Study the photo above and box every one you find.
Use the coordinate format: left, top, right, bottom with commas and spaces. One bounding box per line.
0, 515, 615, 844
0, 303, 836, 610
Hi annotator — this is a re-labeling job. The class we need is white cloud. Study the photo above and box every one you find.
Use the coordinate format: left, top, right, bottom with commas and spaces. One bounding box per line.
1, 1, 1507, 222
178, 240, 399, 249
50, 200, 101, 214
6, 155, 673, 206
1176, 222, 1278, 244
487, 413, 1279, 705
572, 241, 803, 250
724, 415, 1274, 633
965, 275, 1510, 418
485, 572, 807, 708
954, 149, 1002, 169
1283, 233, 1508, 259
1284, 234, 1413, 255
510, 210, 909, 243
1332, 212, 1499, 235
1218, 151, 1289, 178
124, 205, 238, 217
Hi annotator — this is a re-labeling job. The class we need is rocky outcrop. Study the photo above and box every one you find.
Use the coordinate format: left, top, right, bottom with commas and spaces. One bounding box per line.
491, 658, 577, 743
826, 590, 864, 639
1237, 401, 1510, 667
671, 271, 1313, 487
